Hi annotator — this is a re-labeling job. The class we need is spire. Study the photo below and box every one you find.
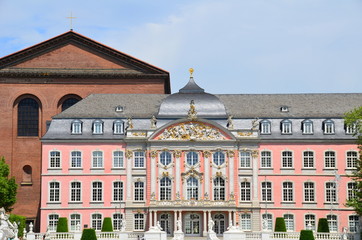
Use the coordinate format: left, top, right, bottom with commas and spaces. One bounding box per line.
179, 68, 205, 93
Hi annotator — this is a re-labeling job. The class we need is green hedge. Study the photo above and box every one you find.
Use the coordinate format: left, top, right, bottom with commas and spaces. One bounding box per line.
317, 218, 329, 233
9, 214, 26, 237
56, 217, 68, 232
81, 229, 97, 240
101, 217, 113, 232
274, 217, 287, 232
299, 230, 314, 240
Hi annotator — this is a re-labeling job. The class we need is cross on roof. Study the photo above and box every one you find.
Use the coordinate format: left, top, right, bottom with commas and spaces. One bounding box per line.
66, 12, 77, 30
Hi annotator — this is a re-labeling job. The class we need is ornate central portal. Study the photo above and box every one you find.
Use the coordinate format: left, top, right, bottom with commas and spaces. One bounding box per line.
184, 213, 201, 236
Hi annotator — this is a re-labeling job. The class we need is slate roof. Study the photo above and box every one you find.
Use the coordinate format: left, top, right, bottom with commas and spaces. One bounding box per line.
54, 93, 362, 119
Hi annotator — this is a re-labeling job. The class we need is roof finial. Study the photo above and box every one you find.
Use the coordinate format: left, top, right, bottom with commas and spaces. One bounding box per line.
67, 12, 77, 31
189, 68, 194, 77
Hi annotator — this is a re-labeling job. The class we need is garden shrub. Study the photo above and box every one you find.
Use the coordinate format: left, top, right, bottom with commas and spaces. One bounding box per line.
317, 218, 329, 233
299, 230, 314, 240
56, 217, 68, 232
80, 229, 97, 240
101, 217, 113, 232
274, 217, 287, 232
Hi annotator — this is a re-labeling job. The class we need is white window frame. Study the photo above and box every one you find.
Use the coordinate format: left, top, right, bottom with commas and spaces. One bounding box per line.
49, 181, 60, 202
240, 182, 251, 202
323, 120, 335, 134
304, 214, 316, 231
92, 151, 104, 168
113, 213, 123, 231
48, 214, 59, 232
186, 151, 199, 166
213, 151, 225, 166
213, 177, 226, 201
113, 151, 124, 168
70, 213, 81, 232
91, 213, 102, 231
281, 120, 292, 134
284, 214, 294, 231
348, 215, 359, 232
260, 151, 272, 168
134, 151, 145, 168
282, 182, 294, 202
71, 120, 82, 134
186, 177, 199, 200
325, 182, 337, 203
160, 177, 172, 201
262, 213, 273, 231
347, 182, 357, 201
113, 181, 123, 202
92, 181, 103, 202
303, 151, 314, 168
134, 181, 144, 201
49, 150, 61, 168
303, 182, 315, 202
93, 120, 103, 134
281, 151, 293, 168
346, 151, 358, 169
260, 120, 271, 134
261, 181, 272, 202
134, 213, 145, 231
345, 122, 357, 135
327, 214, 338, 232
240, 151, 251, 168
240, 213, 251, 231
302, 120, 313, 134
70, 151, 82, 168
113, 120, 124, 134
70, 181, 81, 202
160, 151, 172, 166
324, 151, 336, 168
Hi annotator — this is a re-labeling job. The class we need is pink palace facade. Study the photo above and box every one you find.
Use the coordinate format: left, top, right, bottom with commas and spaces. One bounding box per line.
40, 76, 361, 237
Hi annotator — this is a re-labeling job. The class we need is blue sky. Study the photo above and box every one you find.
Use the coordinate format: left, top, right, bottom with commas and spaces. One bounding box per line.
0, 0, 361, 94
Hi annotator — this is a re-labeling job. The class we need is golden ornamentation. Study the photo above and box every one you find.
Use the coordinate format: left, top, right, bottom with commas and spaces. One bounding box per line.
126, 150, 133, 159
227, 150, 235, 158
173, 150, 182, 158
237, 132, 253, 137
188, 100, 197, 120
150, 150, 158, 158
132, 131, 146, 137
157, 121, 225, 141
203, 151, 211, 158
189, 68, 194, 77
252, 150, 259, 158
162, 172, 169, 177
216, 171, 223, 177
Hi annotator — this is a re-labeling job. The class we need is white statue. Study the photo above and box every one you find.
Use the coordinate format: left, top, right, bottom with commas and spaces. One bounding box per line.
176, 218, 182, 232
13, 222, 19, 240
342, 227, 348, 240
227, 115, 234, 129
0, 208, 16, 240
262, 217, 269, 231
150, 116, 157, 128
208, 219, 215, 233
120, 218, 126, 232
156, 221, 163, 231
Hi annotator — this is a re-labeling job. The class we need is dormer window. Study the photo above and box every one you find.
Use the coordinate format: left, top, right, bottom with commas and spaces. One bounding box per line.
302, 119, 313, 134
113, 120, 124, 134
281, 119, 292, 134
280, 106, 289, 112
323, 119, 335, 134
93, 120, 103, 134
260, 120, 271, 134
345, 122, 357, 135
71, 120, 82, 134
115, 106, 124, 112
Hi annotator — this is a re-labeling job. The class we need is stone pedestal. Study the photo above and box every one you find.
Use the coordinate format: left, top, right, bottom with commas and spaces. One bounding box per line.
144, 230, 167, 240
172, 231, 184, 240
261, 232, 271, 240
207, 231, 220, 240
223, 230, 246, 240
119, 232, 128, 239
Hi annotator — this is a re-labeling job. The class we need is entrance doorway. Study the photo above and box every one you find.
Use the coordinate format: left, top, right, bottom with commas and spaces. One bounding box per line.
185, 213, 201, 236
160, 213, 171, 235
213, 213, 226, 235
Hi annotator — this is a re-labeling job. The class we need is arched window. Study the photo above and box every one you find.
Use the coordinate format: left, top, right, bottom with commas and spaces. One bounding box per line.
262, 213, 273, 231
22, 165, 32, 184
240, 182, 251, 201
281, 119, 292, 134
160, 151, 172, 166
186, 152, 198, 166
187, 177, 199, 200
61, 98, 80, 111
214, 177, 225, 201
71, 120, 82, 134
18, 98, 39, 136
48, 214, 59, 231
70, 214, 81, 231
260, 120, 271, 134
327, 214, 338, 232
91, 213, 102, 230
213, 151, 225, 166
113, 120, 124, 134
160, 177, 172, 200
323, 119, 335, 134
302, 119, 313, 134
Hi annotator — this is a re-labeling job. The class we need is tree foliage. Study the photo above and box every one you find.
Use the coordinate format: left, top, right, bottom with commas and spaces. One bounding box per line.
299, 230, 314, 240
274, 217, 287, 232
344, 107, 362, 215
80, 229, 97, 240
56, 217, 69, 232
0, 157, 18, 212
9, 214, 26, 237
101, 217, 113, 232
317, 218, 329, 233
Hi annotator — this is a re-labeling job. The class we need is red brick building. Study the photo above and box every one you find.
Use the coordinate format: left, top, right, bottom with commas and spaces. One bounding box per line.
0, 30, 170, 227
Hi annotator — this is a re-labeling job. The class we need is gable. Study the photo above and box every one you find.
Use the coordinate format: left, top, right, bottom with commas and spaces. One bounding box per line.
12, 44, 128, 69
152, 121, 233, 141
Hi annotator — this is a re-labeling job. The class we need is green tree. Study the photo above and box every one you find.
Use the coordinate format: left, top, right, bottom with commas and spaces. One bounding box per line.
299, 230, 314, 240
274, 217, 287, 232
317, 218, 329, 233
101, 217, 113, 232
9, 214, 26, 237
0, 157, 18, 212
56, 217, 69, 232
344, 107, 362, 215
80, 229, 97, 240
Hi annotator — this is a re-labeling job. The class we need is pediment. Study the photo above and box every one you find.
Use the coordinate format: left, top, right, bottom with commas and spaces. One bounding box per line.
153, 121, 231, 141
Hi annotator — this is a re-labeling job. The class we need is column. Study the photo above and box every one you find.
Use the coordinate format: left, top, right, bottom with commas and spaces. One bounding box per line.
229, 211, 232, 226
232, 211, 236, 224
227, 151, 235, 199
126, 150, 133, 201
203, 151, 211, 199
252, 150, 259, 204
174, 150, 182, 196
203, 211, 207, 236
174, 210, 177, 232
150, 151, 157, 197
154, 210, 158, 226
149, 210, 153, 227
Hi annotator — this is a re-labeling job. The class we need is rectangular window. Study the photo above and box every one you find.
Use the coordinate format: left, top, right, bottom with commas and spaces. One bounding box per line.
240, 182, 251, 201
349, 215, 359, 232
261, 182, 272, 202
134, 151, 145, 168
93, 121, 103, 134
303, 151, 314, 168
50, 151, 61, 168
305, 214, 316, 231
346, 151, 358, 168
260, 121, 271, 134
261, 151, 272, 168
325, 182, 337, 203
262, 214, 273, 231
240, 152, 251, 168
92, 182, 103, 202
304, 182, 315, 202
134, 213, 144, 230
324, 151, 336, 168
113, 181, 123, 201
327, 215, 338, 232
92, 151, 103, 168
282, 182, 293, 202
70, 182, 81, 202
240, 214, 251, 230
71, 151, 82, 168
49, 182, 60, 202
113, 121, 124, 134
134, 182, 144, 201
92, 214, 102, 230
48, 214, 59, 231
284, 214, 294, 231
347, 182, 357, 201
324, 121, 335, 134
113, 151, 124, 168
70, 214, 81, 231
282, 151, 293, 168
303, 121, 313, 134
113, 214, 123, 231
281, 121, 292, 134
346, 123, 356, 134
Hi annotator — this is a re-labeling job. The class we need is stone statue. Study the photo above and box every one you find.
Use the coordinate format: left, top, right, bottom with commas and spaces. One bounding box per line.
251, 118, 259, 130
13, 222, 19, 240
176, 218, 182, 232
262, 217, 268, 231
0, 208, 16, 240
227, 115, 234, 129
342, 227, 348, 240
120, 218, 126, 232
156, 221, 163, 231
127, 117, 133, 129
150, 115, 157, 128
187, 100, 197, 120
208, 219, 215, 233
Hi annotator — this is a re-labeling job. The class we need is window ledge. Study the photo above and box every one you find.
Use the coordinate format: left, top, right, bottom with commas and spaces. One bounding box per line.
47, 202, 61, 204
280, 168, 295, 170
111, 167, 125, 170
21, 182, 33, 186
302, 168, 316, 170
68, 202, 83, 204
90, 202, 104, 204
90, 168, 104, 170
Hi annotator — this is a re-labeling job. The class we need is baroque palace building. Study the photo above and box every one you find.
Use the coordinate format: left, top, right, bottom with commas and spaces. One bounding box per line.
0, 31, 170, 227
40, 73, 361, 237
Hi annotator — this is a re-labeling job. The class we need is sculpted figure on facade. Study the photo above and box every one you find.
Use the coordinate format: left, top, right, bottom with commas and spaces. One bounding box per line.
127, 117, 133, 129
150, 115, 157, 128
251, 117, 259, 130
227, 115, 234, 129
187, 100, 197, 120
120, 218, 126, 232
208, 219, 215, 233
0, 208, 16, 240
